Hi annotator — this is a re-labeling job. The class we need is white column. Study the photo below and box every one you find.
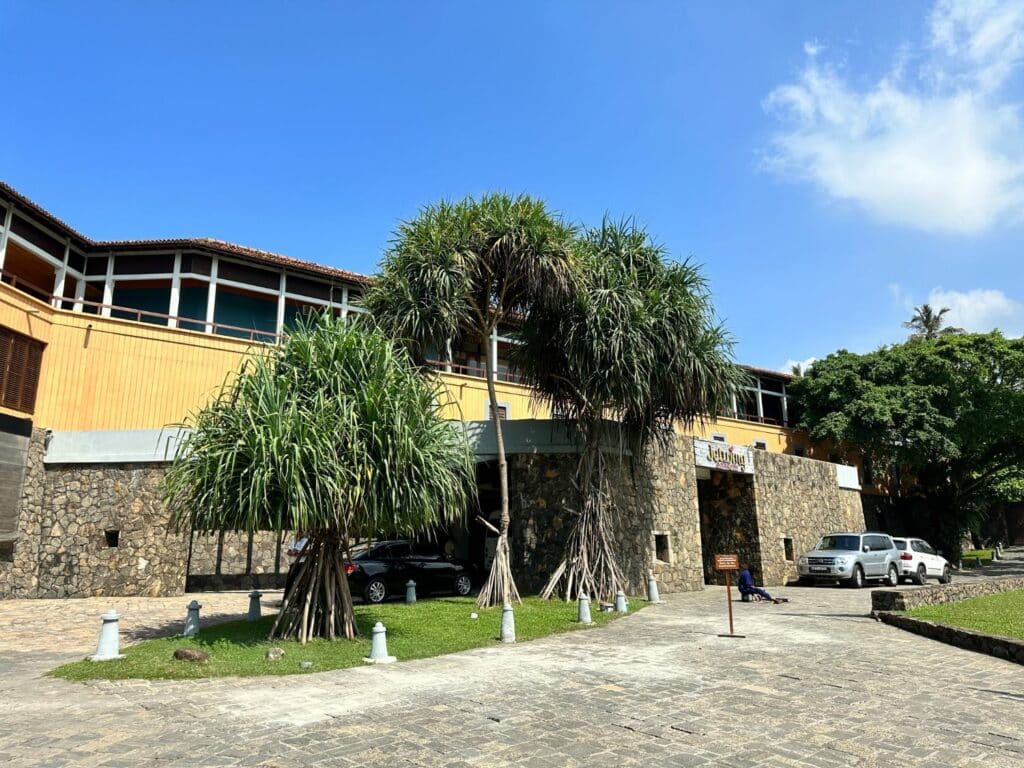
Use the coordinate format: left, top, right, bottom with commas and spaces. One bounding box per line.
72, 278, 86, 313
0, 204, 14, 272
52, 239, 70, 308
781, 383, 789, 427
755, 380, 764, 420
100, 253, 114, 317
490, 327, 499, 382
275, 271, 287, 335
445, 338, 453, 373
205, 258, 218, 334
731, 392, 738, 417
167, 250, 182, 328
340, 285, 349, 320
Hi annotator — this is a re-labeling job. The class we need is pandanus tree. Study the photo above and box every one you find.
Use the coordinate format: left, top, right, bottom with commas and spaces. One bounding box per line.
163, 312, 474, 643
364, 193, 575, 607
515, 219, 743, 602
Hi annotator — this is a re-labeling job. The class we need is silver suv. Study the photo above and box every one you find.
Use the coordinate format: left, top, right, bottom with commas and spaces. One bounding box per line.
797, 532, 901, 588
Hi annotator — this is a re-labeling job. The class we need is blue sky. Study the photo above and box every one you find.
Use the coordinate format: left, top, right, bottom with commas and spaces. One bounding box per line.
3, 1, 1023, 370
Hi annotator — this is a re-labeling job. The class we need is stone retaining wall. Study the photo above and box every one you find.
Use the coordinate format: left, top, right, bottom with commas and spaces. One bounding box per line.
877, 612, 1024, 666
0, 429, 45, 598
872, 576, 1024, 612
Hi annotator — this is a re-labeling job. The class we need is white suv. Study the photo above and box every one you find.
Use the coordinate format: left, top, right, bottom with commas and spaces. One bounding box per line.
892, 537, 952, 585
797, 532, 901, 588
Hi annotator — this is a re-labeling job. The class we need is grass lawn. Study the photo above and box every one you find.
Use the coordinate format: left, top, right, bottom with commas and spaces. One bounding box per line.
50, 596, 640, 681
961, 549, 994, 565
906, 590, 1024, 641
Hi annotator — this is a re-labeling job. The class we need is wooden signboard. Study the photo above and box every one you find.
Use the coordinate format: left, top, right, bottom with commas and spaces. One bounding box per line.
715, 553, 743, 638
714, 553, 739, 571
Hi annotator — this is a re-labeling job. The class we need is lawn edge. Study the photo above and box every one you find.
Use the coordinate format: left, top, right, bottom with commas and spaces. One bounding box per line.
876, 610, 1024, 666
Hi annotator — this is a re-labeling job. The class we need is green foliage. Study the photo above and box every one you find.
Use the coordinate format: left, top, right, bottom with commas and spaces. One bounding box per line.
163, 312, 474, 540
517, 218, 743, 453
49, 597, 633, 681
363, 193, 576, 358
789, 332, 1024, 557
905, 590, 1024, 641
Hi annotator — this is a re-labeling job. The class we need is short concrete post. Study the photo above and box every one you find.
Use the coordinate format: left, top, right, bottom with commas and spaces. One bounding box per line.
615, 590, 628, 613
248, 590, 262, 621
184, 599, 201, 637
90, 609, 125, 661
647, 573, 662, 604
577, 593, 592, 625
405, 580, 417, 604
500, 603, 516, 643
363, 621, 396, 664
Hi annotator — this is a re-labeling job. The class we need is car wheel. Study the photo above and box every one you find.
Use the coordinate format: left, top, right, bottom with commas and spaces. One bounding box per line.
364, 578, 387, 604
939, 565, 952, 584
886, 564, 899, 587
848, 565, 865, 588
913, 564, 927, 586
453, 574, 472, 596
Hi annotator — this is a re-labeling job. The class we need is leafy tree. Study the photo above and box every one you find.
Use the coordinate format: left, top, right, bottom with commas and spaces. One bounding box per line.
163, 313, 474, 642
903, 303, 964, 340
788, 333, 1024, 559
364, 193, 575, 607
515, 219, 743, 600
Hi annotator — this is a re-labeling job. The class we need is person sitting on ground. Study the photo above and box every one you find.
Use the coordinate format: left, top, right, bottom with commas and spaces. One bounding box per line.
737, 566, 788, 604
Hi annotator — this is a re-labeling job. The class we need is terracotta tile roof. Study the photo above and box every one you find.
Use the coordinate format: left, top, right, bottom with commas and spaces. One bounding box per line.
0, 181, 369, 285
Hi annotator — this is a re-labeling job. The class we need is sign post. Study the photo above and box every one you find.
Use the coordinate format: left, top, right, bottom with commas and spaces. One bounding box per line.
714, 553, 744, 638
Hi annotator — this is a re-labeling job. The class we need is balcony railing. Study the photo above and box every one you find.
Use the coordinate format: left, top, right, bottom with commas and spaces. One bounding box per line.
719, 409, 788, 428
1, 269, 283, 343
424, 358, 525, 385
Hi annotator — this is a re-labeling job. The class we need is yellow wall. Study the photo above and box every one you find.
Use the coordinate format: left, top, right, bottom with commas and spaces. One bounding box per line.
0, 282, 800, 456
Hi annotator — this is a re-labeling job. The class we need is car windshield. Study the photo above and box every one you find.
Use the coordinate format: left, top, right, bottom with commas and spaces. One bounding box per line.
816, 535, 860, 552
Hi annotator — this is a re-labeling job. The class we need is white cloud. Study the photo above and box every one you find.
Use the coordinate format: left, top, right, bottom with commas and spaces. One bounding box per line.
764, 0, 1024, 235
926, 286, 1024, 333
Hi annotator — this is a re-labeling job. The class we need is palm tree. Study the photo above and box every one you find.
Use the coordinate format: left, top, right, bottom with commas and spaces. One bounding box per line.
515, 219, 743, 601
903, 304, 964, 340
364, 193, 576, 607
163, 312, 474, 642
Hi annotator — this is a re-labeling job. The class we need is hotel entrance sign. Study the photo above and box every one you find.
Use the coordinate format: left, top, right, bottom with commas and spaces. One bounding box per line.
693, 438, 754, 474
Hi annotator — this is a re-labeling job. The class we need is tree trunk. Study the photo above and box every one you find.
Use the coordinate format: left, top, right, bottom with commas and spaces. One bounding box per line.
270, 530, 358, 643
540, 426, 625, 603
476, 330, 521, 608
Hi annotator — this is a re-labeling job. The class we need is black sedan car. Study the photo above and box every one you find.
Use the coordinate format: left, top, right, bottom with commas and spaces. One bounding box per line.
345, 540, 474, 603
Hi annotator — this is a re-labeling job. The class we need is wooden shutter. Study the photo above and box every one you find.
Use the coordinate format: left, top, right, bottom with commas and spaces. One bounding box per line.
0, 327, 45, 414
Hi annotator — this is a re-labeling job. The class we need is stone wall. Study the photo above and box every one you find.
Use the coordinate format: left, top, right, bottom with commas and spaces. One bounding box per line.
872, 576, 1024, 612
0, 428, 45, 598
34, 462, 188, 598
508, 436, 705, 597
0, 444, 290, 598
752, 451, 866, 586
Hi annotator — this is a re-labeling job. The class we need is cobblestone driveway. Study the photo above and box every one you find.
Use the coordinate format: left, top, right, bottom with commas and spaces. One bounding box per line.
1, 583, 1023, 767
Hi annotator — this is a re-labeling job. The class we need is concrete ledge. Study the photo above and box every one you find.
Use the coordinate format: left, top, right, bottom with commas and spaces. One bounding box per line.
877, 612, 1024, 666
186, 573, 286, 592
871, 576, 1024, 612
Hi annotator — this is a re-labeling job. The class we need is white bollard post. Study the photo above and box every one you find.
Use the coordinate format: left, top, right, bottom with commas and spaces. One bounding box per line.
615, 590, 628, 613
577, 593, 592, 625
90, 609, 125, 661
406, 580, 417, 604
500, 603, 516, 643
248, 590, 263, 621
363, 622, 396, 664
184, 599, 201, 637
647, 573, 662, 604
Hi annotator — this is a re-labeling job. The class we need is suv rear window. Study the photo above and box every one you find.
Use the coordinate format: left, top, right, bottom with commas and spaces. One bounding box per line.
816, 535, 861, 552
893, 539, 908, 550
